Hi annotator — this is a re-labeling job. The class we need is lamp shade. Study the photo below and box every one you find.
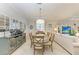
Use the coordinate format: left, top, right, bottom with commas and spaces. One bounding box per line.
76, 33, 79, 37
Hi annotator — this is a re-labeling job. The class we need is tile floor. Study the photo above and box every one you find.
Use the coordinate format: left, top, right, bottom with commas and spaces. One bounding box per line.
11, 35, 70, 55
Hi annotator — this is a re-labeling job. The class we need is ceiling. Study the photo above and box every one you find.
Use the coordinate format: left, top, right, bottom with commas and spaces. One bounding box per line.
7, 3, 79, 22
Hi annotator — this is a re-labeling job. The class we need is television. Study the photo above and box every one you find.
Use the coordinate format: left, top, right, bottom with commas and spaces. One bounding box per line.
62, 26, 71, 34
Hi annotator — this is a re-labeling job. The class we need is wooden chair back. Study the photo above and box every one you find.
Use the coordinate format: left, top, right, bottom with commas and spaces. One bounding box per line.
33, 35, 44, 44
36, 31, 45, 34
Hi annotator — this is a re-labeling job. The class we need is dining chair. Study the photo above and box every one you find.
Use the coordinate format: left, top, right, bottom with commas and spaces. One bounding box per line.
36, 31, 45, 34
44, 33, 55, 52
47, 32, 50, 36
33, 35, 44, 55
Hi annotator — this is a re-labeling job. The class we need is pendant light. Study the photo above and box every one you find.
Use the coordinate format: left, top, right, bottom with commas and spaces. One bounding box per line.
37, 3, 44, 21
37, 3, 45, 24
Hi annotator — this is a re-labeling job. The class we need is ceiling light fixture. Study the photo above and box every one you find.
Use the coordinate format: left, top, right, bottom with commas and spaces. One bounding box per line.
37, 3, 44, 20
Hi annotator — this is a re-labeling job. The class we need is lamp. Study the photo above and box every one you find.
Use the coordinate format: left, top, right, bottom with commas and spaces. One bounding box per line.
54, 27, 58, 34
76, 33, 79, 37
54, 26, 58, 31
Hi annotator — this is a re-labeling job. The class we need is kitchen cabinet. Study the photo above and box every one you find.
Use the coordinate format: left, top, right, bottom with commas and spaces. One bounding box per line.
0, 15, 26, 55
0, 33, 26, 55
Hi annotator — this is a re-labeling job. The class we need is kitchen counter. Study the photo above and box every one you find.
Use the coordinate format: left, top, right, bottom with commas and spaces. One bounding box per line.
0, 32, 26, 55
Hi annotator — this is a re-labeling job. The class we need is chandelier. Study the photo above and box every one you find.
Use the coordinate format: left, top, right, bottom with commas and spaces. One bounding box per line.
37, 3, 44, 20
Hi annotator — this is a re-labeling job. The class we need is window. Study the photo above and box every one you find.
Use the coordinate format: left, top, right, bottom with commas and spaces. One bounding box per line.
36, 19, 45, 31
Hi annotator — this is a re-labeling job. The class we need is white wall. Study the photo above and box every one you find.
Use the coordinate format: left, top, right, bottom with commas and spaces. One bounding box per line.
0, 3, 28, 33
27, 19, 58, 33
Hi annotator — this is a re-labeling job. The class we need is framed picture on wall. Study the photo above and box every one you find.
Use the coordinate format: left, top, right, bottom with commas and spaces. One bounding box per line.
11, 19, 16, 29
0, 15, 5, 26
6, 16, 9, 26
48, 24, 52, 28
20, 22, 22, 30
6, 16, 9, 30
0, 15, 6, 29
30, 25, 33, 30
13, 19, 16, 23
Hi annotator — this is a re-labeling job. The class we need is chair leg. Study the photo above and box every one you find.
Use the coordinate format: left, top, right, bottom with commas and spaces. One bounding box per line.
34, 49, 35, 55
51, 45, 53, 52
30, 43, 32, 48
49, 46, 50, 48
43, 46, 45, 52
42, 49, 44, 55
30, 41, 32, 48
49, 45, 51, 48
